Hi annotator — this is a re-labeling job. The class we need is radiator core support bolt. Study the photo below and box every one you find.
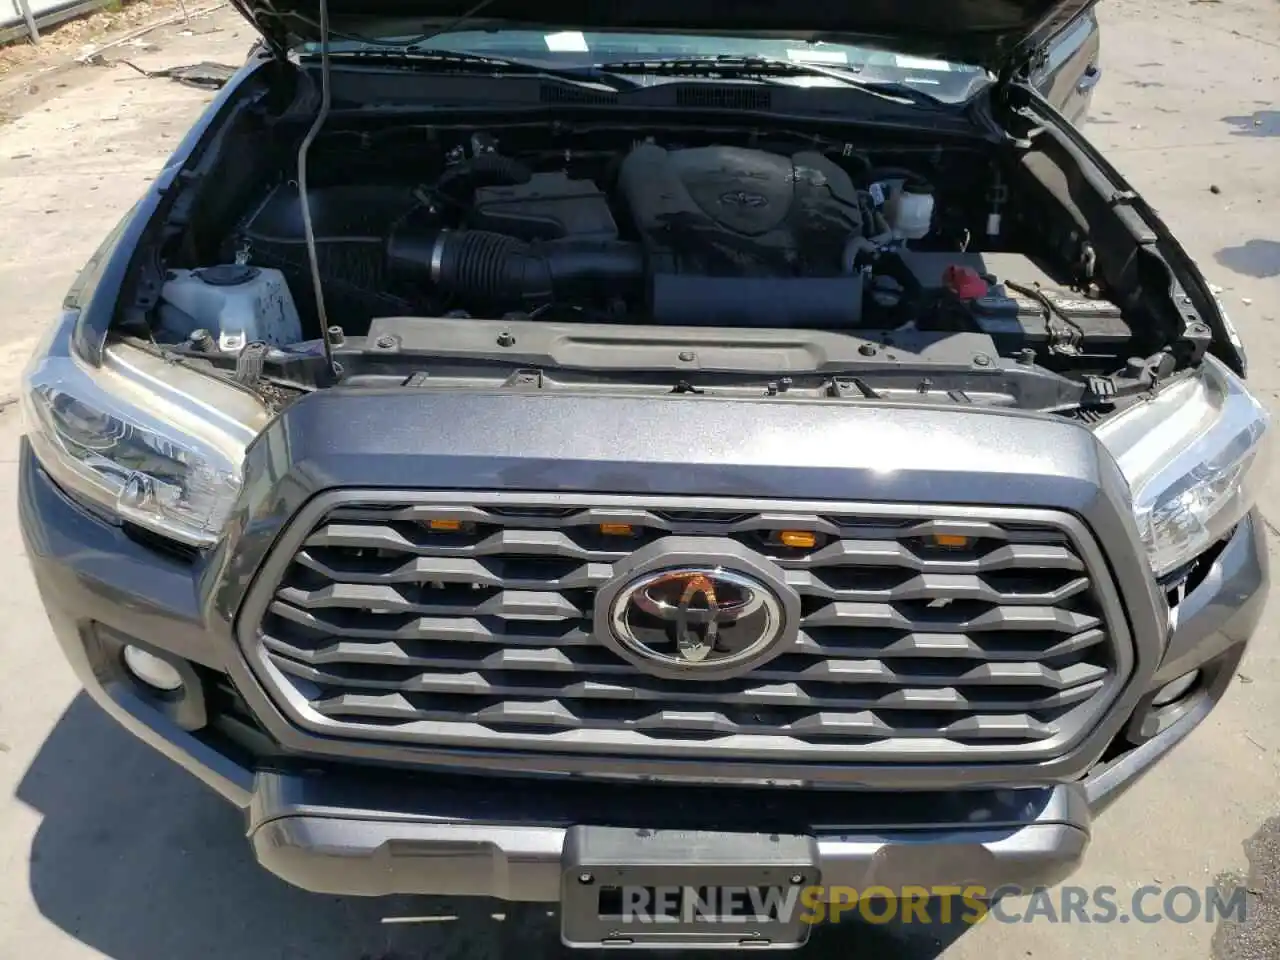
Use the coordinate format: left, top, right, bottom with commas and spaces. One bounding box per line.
188, 329, 215, 353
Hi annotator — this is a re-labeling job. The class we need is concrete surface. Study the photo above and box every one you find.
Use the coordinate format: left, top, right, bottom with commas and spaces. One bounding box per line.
1, 0, 1279, 957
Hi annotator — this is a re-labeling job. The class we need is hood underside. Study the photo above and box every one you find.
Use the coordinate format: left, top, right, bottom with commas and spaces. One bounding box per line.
232, 0, 1100, 72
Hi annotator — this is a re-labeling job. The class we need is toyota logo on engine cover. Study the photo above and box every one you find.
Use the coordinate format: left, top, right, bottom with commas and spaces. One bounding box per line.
719, 190, 768, 208
607, 567, 786, 672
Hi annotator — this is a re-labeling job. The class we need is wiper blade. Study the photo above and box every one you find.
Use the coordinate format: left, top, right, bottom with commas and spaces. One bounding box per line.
315, 47, 642, 92
592, 55, 947, 105
306, 48, 946, 105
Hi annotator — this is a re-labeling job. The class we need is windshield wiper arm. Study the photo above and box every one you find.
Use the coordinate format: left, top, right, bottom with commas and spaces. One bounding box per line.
310, 48, 945, 104
317, 47, 643, 92
592, 55, 947, 105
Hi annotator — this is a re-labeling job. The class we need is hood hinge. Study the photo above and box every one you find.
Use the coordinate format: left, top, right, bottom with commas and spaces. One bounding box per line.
995, 40, 1048, 106
1025, 45, 1051, 77
229, 0, 292, 60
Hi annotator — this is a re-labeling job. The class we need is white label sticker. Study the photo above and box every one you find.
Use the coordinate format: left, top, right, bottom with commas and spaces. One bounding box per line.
1049, 297, 1104, 312
869, 182, 886, 206
893, 54, 952, 71
785, 48, 849, 65
544, 31, 589, 52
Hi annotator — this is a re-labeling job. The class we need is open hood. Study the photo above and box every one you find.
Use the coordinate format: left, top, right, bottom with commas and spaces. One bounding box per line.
232, 0, 1101, 74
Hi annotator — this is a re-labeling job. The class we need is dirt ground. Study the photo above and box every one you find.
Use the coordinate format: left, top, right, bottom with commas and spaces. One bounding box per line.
0, 0, 201, 79
0, 0, 233, 131
0, 2, 1278, 959
0, 3, 247, 394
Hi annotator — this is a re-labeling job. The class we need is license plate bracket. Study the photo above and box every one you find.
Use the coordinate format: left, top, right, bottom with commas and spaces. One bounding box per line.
559, 826, 820, 950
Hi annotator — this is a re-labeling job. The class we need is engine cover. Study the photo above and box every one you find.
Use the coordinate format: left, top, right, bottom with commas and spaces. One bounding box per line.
468, 172, 619, 242
617, 143, 864, 277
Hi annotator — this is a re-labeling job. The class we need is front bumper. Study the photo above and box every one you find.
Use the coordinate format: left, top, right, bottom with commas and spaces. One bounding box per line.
249, 771, 1095, 899
18, 427, 1268, 900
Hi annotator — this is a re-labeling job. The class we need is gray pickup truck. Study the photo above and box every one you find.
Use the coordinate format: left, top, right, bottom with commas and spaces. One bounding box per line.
18, 0, 1265, 949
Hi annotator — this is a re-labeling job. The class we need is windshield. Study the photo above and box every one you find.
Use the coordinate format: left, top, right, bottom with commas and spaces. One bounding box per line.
308, 31, 992, 104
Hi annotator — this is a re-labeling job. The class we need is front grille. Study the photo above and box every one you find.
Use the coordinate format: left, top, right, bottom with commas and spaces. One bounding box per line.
240, 493, 1132, 765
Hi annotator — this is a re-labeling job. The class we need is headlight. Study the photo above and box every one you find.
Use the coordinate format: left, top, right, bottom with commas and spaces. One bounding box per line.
1095, 355, 1270, 577
21, 312, 271, 547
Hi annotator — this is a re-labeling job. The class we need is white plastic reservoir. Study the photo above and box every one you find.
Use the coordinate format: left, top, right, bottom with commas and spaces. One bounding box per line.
885, 181, 935, 241
159, 265, 302, 352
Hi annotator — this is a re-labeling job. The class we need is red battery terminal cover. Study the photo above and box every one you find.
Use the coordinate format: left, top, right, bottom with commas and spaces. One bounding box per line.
942, 264, 989, 300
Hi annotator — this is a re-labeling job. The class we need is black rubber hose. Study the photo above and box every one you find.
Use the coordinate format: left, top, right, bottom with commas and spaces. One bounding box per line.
387, 228, 645, 307
434, 154, 533, 205
439, 230, 545, 300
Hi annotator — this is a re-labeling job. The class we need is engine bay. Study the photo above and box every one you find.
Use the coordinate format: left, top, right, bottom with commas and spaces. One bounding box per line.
136, 116, 1214, 412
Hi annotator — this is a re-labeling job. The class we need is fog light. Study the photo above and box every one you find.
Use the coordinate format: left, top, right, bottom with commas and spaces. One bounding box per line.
122, 644, 184, 693
1151, 669, 1200, 707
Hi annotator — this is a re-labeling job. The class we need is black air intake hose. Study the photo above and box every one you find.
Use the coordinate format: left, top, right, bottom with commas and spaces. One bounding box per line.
387, 228, 645, 306
434, 154, 532, 205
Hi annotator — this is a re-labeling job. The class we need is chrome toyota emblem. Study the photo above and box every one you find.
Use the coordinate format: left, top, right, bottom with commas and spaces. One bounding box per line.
720, 190, 768, 208
608, 567, 785, 671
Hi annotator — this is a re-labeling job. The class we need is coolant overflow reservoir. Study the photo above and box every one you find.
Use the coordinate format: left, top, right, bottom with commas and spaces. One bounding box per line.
159, 265, 302, 351
886, 180, 935, 241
